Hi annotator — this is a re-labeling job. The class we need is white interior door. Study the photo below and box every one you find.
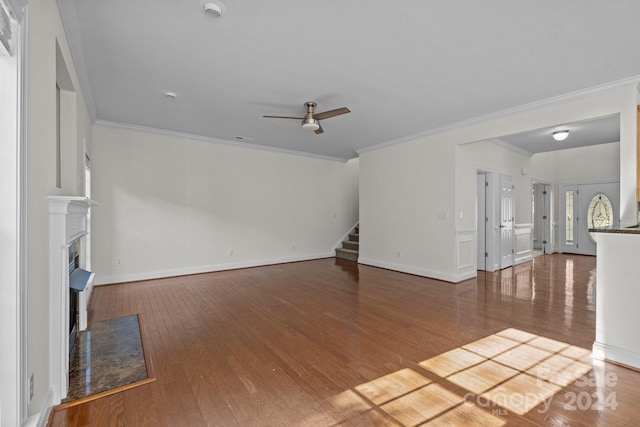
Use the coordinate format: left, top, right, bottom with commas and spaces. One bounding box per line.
500, 174, 514, 269
477, 173, 487, 270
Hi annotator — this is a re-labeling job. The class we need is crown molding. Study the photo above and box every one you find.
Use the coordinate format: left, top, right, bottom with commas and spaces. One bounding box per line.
94, 120, 349, 163
357, 76, 640, 156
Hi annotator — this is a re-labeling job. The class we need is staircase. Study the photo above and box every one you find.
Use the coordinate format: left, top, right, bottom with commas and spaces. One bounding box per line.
335, 224, 359, 261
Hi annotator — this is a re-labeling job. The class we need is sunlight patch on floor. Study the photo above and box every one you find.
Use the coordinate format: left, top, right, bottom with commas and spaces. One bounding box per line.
355, 368, 432, 405
380, 383, 463, 426
325, 328, 593, 426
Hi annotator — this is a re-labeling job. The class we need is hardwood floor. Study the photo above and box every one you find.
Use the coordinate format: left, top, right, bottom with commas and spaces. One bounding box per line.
49, 255, 640, 426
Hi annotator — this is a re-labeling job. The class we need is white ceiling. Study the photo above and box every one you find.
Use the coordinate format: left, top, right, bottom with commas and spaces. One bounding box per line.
498, 114, 620, 155
58, 1, 640, 161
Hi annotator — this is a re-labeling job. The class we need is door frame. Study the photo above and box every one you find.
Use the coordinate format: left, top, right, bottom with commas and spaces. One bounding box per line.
532, 179, 552, 254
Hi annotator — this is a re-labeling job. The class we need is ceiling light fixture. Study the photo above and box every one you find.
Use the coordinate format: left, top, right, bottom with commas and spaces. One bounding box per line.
164, 91, 178, 99
552, 130, 569, 141
203, 2, 223, 16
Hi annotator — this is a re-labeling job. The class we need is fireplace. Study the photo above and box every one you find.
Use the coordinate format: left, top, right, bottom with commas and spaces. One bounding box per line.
49, 196, 94, 403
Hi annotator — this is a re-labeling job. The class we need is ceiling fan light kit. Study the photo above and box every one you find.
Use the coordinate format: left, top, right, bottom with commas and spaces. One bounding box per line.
263, 101, 350, 135
302, 119, 320, 131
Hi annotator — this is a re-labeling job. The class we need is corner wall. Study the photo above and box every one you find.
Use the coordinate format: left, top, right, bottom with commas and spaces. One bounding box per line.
359, 137, 458, 281
91, 125, 359, 284
25, 0, 93, 418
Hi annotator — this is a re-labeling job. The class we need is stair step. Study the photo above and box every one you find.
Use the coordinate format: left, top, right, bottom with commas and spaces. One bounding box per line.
342, 241, 359, 251
348, 233, 359, 242
335, 248, 359, 262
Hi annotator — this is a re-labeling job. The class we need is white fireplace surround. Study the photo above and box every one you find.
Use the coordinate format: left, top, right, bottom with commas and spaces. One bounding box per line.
48, 196, 94, 403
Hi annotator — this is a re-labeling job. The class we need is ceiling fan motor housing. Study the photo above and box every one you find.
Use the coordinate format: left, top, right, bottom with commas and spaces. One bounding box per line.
302, 102, 320, 129
263, 101, 349, 135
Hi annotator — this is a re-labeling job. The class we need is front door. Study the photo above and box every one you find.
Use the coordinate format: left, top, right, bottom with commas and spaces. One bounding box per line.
500, 174, 514, 268
560, 182, 619, 255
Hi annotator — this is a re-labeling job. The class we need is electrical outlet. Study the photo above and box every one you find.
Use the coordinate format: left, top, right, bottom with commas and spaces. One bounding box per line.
29, 374, 34, 402
291, 244, 295, 251
228, 249, 234, 256
115, 258, 121, 266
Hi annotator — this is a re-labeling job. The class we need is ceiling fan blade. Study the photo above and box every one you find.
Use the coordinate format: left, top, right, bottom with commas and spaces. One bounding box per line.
263, 115, 305, 120
313, 107, 350, 120
314, 125, 324, 135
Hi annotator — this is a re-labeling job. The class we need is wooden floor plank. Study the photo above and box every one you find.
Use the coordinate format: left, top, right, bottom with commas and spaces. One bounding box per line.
50, 255, 640, 426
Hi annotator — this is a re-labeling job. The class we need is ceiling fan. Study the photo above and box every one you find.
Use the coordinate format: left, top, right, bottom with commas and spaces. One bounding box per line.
263, 102, 350, 134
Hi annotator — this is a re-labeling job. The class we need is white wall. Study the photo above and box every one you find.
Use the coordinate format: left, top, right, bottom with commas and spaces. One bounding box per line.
456, 140, 534, 271
529, 142, 620, 184
25, 0, 92, 418
359, 137, 458, 281
594, 232, 640, 369
91, 125, 359, 284
360, 84, 636, 282
457, 140, 532, 223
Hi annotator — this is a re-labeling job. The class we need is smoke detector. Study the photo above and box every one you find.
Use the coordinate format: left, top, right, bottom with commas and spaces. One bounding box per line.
203, 2, 223, 17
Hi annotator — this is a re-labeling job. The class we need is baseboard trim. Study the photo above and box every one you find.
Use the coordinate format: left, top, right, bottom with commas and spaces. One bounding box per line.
592, 341, 640, 370
515, 254, 533, 265
22, 387, 54, 427
358, 258, 475, 283
94, 252, 335, 285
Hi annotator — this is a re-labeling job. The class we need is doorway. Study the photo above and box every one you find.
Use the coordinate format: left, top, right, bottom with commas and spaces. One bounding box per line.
477, 173, 488, 270
476, 172, 516, 271
532, 181, 552, 254
476, 171, 498, 271
560, 182, 620, 255
499, 174, 515, 269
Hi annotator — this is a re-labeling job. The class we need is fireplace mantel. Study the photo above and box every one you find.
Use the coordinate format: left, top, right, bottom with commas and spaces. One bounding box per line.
48, 196, 95, 403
